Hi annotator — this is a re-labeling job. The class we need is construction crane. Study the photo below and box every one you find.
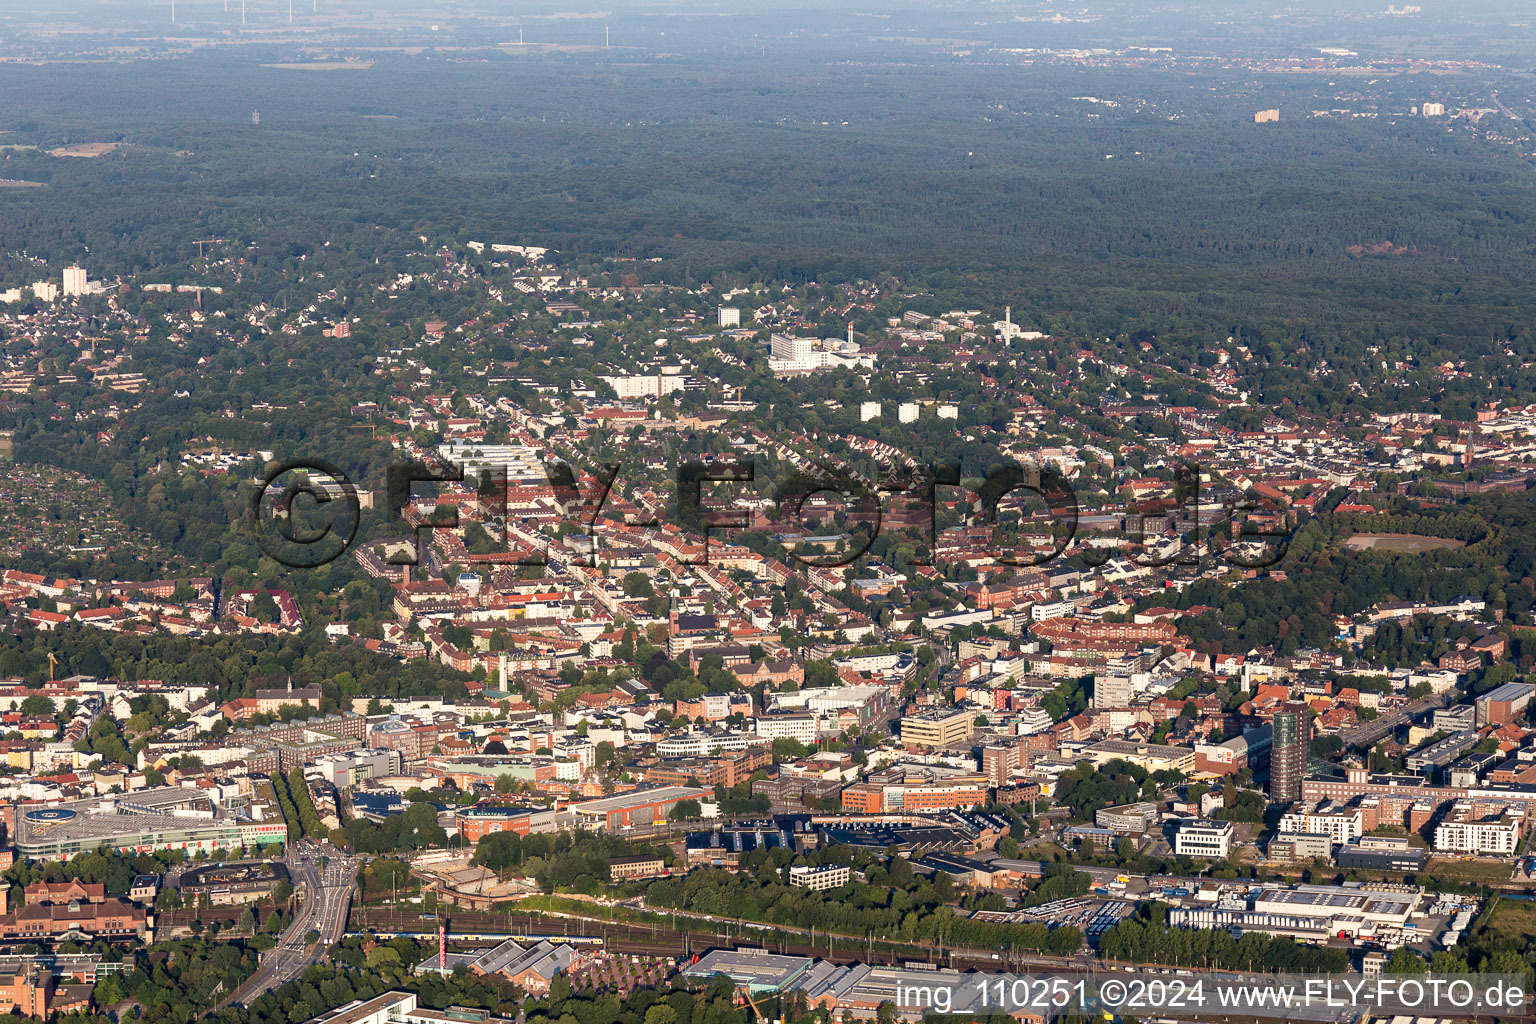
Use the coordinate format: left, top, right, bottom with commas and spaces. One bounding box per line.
46, 652, 58, 680
193, 238, 228, 258
740, 989, 779, 1024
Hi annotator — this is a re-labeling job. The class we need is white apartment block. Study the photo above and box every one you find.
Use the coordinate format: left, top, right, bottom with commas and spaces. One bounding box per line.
599, 370, 688, 400
1433, 803, 1522, 856
1279, 805, 1363, 845
62, 265, 88, 297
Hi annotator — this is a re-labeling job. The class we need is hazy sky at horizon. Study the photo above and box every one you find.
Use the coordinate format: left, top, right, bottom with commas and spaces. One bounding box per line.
0, 0, 1531, 65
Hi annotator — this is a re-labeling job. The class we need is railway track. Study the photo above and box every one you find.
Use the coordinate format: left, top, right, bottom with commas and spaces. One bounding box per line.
349, 905, 1085, 972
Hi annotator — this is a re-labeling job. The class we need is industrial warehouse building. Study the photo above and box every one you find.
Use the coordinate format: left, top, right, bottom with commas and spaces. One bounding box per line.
1168, 882, 1422, 943
413, 937, 575, 995
1335, 836, 1427, 872
1476, 682, 1535, 727
681, 949, 1054, 1023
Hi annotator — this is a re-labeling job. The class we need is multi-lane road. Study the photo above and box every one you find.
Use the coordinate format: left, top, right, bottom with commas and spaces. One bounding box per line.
1338, 688, 1451, 749
223, 842, 359, 1008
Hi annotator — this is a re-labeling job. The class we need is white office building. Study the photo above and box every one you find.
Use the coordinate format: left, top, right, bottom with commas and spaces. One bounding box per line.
1016, 705, 1053, 735
1092, 672, 1133, 709
717, 306, 741, 327
754, 712, 819, 744
303, 991, 531, 1024
1172, 818, 1233, 859
788, 863, 851, 890
656, 732, 756, 757
1172, 883, 1421, 943
1032, 598, 1077, 621
314, 748, 404, 790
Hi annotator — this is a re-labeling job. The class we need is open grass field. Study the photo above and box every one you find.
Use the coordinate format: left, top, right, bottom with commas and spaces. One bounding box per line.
47, 141, 122, 157
1425, 857, 1517, 885
1342, 533, 1466, 553
1480, 894, 1536, 938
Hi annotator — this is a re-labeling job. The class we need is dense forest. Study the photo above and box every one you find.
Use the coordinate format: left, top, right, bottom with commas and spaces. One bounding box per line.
1, 52, 1535, 349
